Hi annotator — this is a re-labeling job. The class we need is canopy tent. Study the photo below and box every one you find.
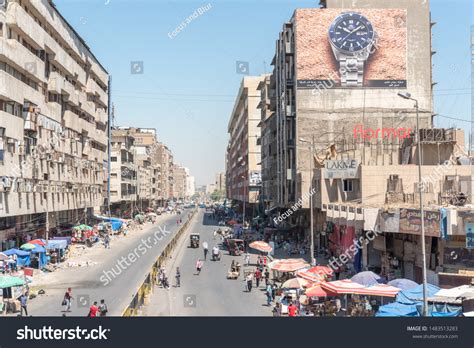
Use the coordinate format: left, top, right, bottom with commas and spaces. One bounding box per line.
396, 284, 440, 305
94, 215, 124, 231
0, 275, 25, 289
281, 277, 309, 289
29, 239, 47, 246
320, 279, 367, 295
2, 248, 31, 267
351, 271, 382, 287
27, 245, 47, 269
73, 224, 93, 231
249, 241, 272, 253
387, 278, 418, 291
357, 284, 401, 298
296, 269, 324, 283
46, 239, 68, 250
20, 243, 36, 251
269, 259, 309, 273
305, 284, 330, 297
376, 302, 462, 317
434, 285, 474, 299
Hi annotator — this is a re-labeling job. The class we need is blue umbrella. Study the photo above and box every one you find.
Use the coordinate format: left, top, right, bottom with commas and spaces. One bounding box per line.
351, 271, 381, 287
388, 278, 418, 291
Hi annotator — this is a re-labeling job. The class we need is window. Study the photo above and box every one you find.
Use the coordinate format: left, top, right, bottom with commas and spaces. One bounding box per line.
110, 157, 117, 162
343, 179, 353, 192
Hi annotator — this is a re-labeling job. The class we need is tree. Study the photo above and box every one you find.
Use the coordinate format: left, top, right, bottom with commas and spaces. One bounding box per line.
210, 190, 225, 201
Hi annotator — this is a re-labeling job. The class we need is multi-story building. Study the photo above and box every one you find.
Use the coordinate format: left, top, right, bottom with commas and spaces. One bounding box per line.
215, 172, 225, 193
173, 165, 188, 201
186, 175, 195, 198
226, 75, 266, 217
155, 142, 174, 205
0, 0, 109, 245
110, 129, 136, 216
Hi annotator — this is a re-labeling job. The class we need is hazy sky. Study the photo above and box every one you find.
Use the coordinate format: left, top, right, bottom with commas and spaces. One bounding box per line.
55, 0, 473, 186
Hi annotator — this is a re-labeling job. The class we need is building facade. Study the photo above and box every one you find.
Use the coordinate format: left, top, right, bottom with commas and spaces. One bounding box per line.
0, 0, 109, 244
215, 172, 225, 193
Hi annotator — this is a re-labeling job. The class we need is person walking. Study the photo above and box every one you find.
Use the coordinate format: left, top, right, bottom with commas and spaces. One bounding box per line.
264, 269, 270, 287
196, 259, 203, 275
202, 242, 209, 261
20, 293, 28, 316
98, 299, 108, 317
88, 301, 99, 317
244, 253, 250, 267
175, 267, 181, 287
245, 272, 253, 292
255, 268, 262, 288
271, 282, 277, 301
266, 284, 273, 306
272, 303, 281, 317
288, 301, 298, 317
62, 288, 73, 312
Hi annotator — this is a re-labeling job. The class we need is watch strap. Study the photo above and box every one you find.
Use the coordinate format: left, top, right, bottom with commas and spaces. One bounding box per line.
339, 54, 365, 87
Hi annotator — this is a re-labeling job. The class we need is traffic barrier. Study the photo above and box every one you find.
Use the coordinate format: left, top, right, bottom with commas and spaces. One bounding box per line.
122, 209, 197, 316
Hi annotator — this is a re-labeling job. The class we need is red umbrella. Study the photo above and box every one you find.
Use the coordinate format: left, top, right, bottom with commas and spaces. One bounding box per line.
227, 220, 237, 225
320, 279, 367, 295
269, 259, 309, 273
307, 265, 334, 277
305, 284, 330, 297
296, 270, 324, 283
29, 239, 46, 246
249, 241, 272, 253
357, 284, 401, 298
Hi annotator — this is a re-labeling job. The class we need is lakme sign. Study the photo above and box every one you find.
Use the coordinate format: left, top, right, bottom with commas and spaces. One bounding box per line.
324, 159, 359, 179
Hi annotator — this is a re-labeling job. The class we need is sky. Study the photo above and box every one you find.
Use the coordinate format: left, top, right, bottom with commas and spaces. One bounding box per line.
54, 0, 473, 186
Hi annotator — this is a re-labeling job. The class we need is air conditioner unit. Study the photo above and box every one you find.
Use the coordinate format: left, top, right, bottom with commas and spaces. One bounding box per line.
33, 185, 38, 193
26, 183, 32, 192
50, 185, 56, 193
46, 153, 53, 161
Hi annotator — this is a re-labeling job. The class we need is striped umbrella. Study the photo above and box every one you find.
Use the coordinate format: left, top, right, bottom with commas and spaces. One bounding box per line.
282, 277, 309, 289
320, 279, 367, 295
307, 266, 334, 277
296, 269, 324, 283
305, 284, 330, 297
358, 284, 401, 298
268, 258, 309, 273
249, 241, 272, 253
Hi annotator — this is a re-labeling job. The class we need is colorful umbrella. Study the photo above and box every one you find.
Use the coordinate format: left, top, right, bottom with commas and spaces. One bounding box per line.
20, 243, 37, 251
305, 284, 330, 297
320, 279, 367, 295
282, 277, 309, 289
268, 258, 309, 273
0, 276, 25, 289
387, 279, 418, 291
358, 284, 401, 298
296, 269, 324, 283
227, 220, 237, 225
29, 239, 47, 246
351, 271, 382, 287
307, 265, 334, 277
249, 241, 272, 253
73, 224, 92, 231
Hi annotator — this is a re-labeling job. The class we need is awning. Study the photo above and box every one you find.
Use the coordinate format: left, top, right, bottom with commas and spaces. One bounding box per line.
249, 241, 272, 253
358, 284, 401, 298
46, 239, 68, 250
305, 284, 330, 297
320, 279, 367, 295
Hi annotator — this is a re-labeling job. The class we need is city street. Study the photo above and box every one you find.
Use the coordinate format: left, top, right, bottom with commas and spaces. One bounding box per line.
21, 210, 193, 317
144, 209, 272, 316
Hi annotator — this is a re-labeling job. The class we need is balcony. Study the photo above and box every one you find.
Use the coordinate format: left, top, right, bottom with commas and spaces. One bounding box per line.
86, 78, 108, 106
63, 110, 95, 133
0, 71, 44, 107
0, 111, 24, 140
0, 39, 45, 82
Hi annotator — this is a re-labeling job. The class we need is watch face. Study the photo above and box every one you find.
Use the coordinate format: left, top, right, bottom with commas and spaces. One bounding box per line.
329, 12, 375, 54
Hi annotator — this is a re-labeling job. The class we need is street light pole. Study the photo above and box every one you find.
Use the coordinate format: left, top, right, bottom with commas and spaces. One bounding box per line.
300, 137, 315, 265
398, 92, 428, 316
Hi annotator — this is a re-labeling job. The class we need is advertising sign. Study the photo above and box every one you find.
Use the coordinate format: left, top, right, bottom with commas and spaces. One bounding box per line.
399, 209, 440, 237
324, 159, 359, 179
466, 222, 474, 249
295, 9, 407, 89
249, 171, 262, 186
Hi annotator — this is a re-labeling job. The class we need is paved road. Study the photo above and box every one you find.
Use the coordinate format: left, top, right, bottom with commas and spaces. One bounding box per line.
144, 209, 272, 316
24, 210, 194, 317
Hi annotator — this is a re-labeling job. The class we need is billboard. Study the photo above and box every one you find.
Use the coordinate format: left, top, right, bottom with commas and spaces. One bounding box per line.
399, 209, 440, 238
295, 9, 407, 89
324, 159, 359, 179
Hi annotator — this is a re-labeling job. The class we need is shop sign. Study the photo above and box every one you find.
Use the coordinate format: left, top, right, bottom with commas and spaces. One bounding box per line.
399, 209, 440, 237
466, 222, 474, 249
324, 159, 359, 179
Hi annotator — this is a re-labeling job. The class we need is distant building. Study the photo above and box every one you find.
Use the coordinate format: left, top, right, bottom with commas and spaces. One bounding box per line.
215, 172, 225, 192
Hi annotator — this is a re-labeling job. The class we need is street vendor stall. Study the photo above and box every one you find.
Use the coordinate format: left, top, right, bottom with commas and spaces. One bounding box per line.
45, 239, 68, 264
2, 249, 30, 268
0, 275, 26, 314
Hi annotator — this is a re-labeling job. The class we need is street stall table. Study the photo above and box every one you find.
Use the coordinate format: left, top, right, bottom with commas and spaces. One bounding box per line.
0, 275, 25, 314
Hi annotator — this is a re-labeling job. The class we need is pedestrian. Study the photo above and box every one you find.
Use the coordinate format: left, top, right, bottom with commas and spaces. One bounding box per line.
203, 242, 209, 261
266, 284, 273, 306
175, 267, 181, 287
271, 282, 277, 301
19, 293, 28, 316
196, 259, 203, 275
255, 268, 262, 288
180, 218, 182, 224
104, 234, 110, 249
264, 269, 270, 287
162, 270, 169, 289
244, 253, 250, 266
272, 303, 281, 317
288, 301, 298, 317
88, 301, 99, 317
245, 272, 253, 292
62, 287, 73, 312
98, 299, 108, 317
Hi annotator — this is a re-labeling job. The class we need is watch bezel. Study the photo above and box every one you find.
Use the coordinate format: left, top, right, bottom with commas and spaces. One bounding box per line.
328, 12, 376, 55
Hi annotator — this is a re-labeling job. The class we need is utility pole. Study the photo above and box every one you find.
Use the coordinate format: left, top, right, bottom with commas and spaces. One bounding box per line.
107, 74, 113, 217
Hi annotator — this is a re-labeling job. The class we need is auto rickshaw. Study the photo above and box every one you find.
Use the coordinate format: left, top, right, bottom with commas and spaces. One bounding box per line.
227, 239, 244, 256
190, 233, 200, 248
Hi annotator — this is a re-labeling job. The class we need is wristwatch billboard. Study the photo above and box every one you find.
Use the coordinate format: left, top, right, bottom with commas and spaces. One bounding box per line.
328, 12, 378, 87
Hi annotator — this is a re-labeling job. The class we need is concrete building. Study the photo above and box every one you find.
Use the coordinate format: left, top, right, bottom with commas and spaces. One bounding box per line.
155, 142, 174, 204
186, 175, 195, 198
215, 172, 225, 193
173, 165, 188, 201
0, 0, 109, 244
226, 75, 266, 216
110, 129, 136, 216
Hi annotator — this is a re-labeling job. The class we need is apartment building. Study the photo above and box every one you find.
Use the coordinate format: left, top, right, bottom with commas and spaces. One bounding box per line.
155, 142, 174, 205
215, 172, 225, 193
110, 129, 136, 216
173, 165, 188, 201
226, 75, 266, 216
0, 0, 109, 245
186, 175, 195, 198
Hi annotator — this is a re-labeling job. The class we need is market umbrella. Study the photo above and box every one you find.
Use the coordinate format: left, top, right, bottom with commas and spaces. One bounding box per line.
249, 241, 272, 253
305, 284, 330, 297
269, 258, 310, 273
0, 276, 25, 289
320, 279, 367, 295
29, 239, 47, 246
281, 277, 309, 289
358, 284, 401, 298
387, 279, 418, 291
227, 220, 237, 225
295, 269, 324, 283
74, 224, 92, 231
307, 265, 334, 277
351, 271, 382, 287
20, 243, 37, 251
